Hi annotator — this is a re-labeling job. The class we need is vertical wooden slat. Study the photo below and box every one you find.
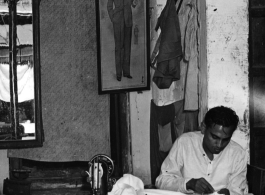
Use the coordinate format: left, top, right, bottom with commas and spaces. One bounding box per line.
110, 93, 132, 176
9, 0, 18, 139
110, 94, 122, 177
119, 92, 133, 174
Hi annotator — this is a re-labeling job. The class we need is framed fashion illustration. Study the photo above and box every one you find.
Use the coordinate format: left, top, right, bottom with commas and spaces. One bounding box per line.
96, 0, 150, 94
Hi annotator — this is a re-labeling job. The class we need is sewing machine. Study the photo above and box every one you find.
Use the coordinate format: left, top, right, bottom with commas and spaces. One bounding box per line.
85, 154, 116, 195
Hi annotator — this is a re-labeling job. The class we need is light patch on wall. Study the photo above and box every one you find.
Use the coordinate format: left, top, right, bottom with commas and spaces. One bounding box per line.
206, 0, 249, 149
130, 91, 152, 184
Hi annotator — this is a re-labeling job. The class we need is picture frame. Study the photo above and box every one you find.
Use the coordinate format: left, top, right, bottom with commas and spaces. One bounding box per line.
96, 0, 150, 94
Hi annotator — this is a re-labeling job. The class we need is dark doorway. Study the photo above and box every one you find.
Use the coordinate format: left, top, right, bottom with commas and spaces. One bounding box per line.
249, 0, 265, 168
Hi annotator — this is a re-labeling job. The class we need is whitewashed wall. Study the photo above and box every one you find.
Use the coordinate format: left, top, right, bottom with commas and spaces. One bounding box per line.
129, 0, 157, 184
129, 0, 165, 184
130, 91, 152, 184
206, 0, 249, 150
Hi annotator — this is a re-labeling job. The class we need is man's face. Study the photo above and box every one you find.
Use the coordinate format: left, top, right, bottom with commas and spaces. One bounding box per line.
203, 124, 234, 155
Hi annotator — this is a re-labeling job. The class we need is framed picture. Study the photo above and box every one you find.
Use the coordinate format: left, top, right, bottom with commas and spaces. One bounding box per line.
96, 0, 150, 94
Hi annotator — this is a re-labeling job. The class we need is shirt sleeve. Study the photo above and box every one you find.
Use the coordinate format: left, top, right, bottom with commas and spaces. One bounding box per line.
227, 149, 248, 195
155, 137, 194, 193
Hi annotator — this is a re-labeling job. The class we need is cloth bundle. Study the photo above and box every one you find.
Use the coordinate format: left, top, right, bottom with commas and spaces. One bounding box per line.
108, 174, 186, 195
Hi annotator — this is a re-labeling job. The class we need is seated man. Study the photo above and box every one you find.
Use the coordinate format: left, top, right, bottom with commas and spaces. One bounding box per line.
155, 106, 247, 195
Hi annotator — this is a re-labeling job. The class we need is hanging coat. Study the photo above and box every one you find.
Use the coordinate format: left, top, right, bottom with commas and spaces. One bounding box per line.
151, 0, 182, 89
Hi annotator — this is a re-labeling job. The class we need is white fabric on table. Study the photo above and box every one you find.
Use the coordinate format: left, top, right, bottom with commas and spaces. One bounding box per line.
108, 174, 186, 195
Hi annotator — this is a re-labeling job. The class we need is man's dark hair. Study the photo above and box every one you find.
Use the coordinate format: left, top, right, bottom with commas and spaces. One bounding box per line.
204, 106, 239, 132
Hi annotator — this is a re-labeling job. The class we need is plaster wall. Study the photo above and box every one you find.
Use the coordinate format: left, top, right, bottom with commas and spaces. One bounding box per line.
130, 91, 152, 184
129, 0, 156, 184
206, 0, 249, 150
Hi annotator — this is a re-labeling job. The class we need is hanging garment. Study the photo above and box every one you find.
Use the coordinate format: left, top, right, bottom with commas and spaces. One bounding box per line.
158, 123, 172, 152
151, 60, 187, 106
150, 100, 175, 184
151, 0, 182, 89
152, 0, 199, 110
149, 99, 198, 184
177, 0, 199, 110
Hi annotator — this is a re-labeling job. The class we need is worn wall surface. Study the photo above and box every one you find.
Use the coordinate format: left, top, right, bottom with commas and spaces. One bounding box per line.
130, 91, 152, 184
129, 0, 157, 184
8, 0, 110, 162
206, 0, 249, 149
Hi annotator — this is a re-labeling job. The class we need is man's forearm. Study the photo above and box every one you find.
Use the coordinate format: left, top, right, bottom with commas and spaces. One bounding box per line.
156, 174, 189, 193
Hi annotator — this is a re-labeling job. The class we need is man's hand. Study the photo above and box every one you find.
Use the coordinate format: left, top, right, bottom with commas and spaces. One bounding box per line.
186, 178, 215, 194
218, 188, 230, 195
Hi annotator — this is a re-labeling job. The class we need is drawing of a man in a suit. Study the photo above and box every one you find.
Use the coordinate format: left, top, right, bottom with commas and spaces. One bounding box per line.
107, 0, 137, 81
